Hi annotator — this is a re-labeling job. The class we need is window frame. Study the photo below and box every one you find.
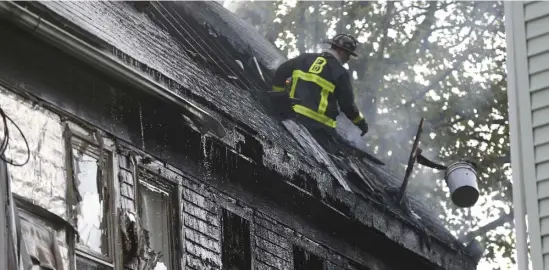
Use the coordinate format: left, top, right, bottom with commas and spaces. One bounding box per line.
14, 195, 70, 270
135, 165, 182, 270
218, 198, 255, 270
64, 121, 121, 270
291, 243, 326, 270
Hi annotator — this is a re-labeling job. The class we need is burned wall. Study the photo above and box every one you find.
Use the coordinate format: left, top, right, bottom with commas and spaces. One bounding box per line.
182, 176, 223, 268
0, 22, 209, 174
113, 145, 387, 270
0, 21, 399, 270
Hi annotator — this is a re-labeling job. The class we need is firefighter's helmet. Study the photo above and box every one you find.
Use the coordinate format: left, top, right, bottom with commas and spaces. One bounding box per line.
324, 34, 359, 57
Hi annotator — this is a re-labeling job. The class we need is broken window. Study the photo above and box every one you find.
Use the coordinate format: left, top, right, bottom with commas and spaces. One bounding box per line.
69, 135, 114, 269
137, 171, 176, 270
16, 207, 65, 270
221, 209, 251, 270
293, 245, 324, 270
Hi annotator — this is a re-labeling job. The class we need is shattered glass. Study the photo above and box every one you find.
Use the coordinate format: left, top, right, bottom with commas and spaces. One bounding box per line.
138, 181, 172, 270
72, 149, 109, 257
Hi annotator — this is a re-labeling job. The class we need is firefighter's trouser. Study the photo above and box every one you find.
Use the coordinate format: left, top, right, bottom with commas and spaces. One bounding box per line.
297, 115, 364, 157
296, 115, 340, 155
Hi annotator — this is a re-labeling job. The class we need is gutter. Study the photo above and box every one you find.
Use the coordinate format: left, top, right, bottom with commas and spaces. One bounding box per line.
0, 1, 226, 139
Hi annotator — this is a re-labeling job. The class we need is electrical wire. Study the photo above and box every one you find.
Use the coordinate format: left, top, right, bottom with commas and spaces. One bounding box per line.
0, 107, 30, 167
0, 108, 8, 155
151, 2, 268, 92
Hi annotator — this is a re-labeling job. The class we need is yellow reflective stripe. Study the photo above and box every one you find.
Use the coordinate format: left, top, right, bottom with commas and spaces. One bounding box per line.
272, 85, 285, 92
308, 57, 328, 74
291, 70, 335, 114
289, 69, 337, 128
293, 105, 336, 128
318, 88, 330, 114
352, 112, 364, 124
292, 70, 335, 93
289, 75, 299, 98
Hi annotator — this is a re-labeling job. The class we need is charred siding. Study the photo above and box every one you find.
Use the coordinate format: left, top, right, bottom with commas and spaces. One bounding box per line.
254, 212, 293, 269
182, 178, 223, 269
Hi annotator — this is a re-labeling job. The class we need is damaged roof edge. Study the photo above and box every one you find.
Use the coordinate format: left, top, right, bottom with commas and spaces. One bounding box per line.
0, 2, 477, 268
0, 1, 227, 139
179, 1, 287, 72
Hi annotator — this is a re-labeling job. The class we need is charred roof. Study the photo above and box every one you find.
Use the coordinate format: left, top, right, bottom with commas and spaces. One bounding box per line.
22, 1, 478, 269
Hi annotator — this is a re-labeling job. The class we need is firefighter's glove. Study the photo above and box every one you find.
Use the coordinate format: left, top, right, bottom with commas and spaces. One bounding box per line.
356, 119, 369, 136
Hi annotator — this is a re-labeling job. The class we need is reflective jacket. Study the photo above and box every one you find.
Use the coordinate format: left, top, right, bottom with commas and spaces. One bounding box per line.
271, 52, 364, 128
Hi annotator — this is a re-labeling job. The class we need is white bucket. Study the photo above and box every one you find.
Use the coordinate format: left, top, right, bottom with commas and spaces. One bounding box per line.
444, 161, 479, 208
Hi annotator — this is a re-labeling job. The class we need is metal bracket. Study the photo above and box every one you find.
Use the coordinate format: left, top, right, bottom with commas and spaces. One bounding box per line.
396, 118, 424, 204
396, 118, 448, 204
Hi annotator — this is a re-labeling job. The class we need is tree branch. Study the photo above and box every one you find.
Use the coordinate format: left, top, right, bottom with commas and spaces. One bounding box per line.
382, 2, 438, 69
472, 136, 495, 146
399, 66, 459, 109
432, 23, 469, 32
376, 1, 395, 61
296, 1, 307, 54
494, 155, 510, 164
459, 211, 514, 242
334, 1, 348, 34
437, 115, 468, 129
395, 39, 493, 111
490, 119, 507, 126
406, 2, 437, 48
383, 4, 499, 108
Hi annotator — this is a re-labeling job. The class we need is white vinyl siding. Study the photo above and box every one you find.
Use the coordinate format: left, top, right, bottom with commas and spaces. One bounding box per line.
507, 1, 549, 270
527, 2, 549, 268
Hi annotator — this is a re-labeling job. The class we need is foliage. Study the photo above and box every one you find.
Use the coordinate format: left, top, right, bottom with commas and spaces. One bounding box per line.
227, 0, 511, 269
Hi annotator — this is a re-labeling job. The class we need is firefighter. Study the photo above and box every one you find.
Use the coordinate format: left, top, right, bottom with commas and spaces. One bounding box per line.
271, 34, 369, 153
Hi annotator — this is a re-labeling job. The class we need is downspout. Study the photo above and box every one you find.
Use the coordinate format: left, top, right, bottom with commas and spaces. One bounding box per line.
504, 2, 529, 270
0, 1, 226, 139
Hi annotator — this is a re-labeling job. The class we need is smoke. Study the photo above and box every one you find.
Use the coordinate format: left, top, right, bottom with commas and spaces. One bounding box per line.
266, 57, 287, 75
224, 0, 448, 210
224, 0, 500, 221
222, 0, 239, 12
